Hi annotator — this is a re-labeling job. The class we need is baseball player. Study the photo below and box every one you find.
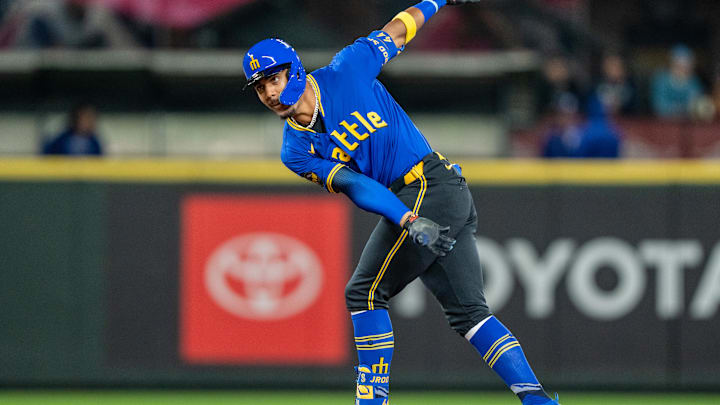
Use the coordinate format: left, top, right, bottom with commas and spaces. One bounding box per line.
243, 1, 559, 404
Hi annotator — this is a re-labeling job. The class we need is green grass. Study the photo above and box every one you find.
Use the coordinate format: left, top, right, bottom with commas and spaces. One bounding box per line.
1, 391, 719, 405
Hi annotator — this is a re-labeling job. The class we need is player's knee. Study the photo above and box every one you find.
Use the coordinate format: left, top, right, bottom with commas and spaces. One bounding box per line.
344, 277, 364, 311
475, 304, 492, 321
449, 304, 492, 336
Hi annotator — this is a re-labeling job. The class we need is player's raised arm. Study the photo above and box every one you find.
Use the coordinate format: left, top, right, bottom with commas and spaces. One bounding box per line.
382, 0, 479, 49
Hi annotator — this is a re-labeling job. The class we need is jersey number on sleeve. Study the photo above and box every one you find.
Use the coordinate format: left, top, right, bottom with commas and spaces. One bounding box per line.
330, 110, 388, 152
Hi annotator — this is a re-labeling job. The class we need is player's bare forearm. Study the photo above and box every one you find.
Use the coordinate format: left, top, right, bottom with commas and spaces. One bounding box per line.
399, 211, 414, 227
382, 7, 426, 49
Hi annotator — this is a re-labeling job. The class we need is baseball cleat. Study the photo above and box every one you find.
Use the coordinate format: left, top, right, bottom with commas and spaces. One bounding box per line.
521, 393, 560, 405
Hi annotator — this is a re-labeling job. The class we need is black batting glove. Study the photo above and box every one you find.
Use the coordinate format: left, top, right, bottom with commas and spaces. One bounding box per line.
447, 0, 483, 5
403, 215, 456, 256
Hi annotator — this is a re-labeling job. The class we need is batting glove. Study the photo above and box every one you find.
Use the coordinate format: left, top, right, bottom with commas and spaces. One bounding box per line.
403, 215, 456, 256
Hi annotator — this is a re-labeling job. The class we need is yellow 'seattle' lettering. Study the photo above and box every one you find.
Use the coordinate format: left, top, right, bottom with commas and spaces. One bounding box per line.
330, 111, 388, 155
332, 147, 352, 162
352, 111, 376, 133
331, 130, 359, 151
340, 120, 369, 141
367, 112, 387, 128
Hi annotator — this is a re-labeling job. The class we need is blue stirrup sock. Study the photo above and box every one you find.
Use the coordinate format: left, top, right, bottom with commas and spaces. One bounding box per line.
414, 0, 447, 22
467, 316, 549, 401
352, 310, 394, 405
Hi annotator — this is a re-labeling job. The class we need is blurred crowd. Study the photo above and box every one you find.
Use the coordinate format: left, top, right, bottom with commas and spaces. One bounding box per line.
0, 0, 599, 50
0, 0, 719, 158
537, 45, 720, 158
0, 0, 140, 48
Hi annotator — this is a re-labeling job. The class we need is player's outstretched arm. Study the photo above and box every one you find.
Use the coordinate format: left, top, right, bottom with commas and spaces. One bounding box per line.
382, 0, 480, 48
332, 166, 455, 256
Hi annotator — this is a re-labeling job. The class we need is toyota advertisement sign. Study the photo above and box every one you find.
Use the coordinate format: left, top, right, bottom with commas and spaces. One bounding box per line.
180, 195, 349, 365
101, 183, 720, 389
471, 237, 720, 321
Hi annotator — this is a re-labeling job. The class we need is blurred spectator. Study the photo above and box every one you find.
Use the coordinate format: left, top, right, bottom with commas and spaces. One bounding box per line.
651, 44, 704, 119
541, 93, 583, 157
575, 95, 622, 158
542, 94, 621, 158
43, 104, 103, 156
2, 0, 137, 48
594, 53, 638, 116
538, 55, 584, 116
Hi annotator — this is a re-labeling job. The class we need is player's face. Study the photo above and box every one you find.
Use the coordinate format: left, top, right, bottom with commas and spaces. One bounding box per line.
254, 69, 297, 118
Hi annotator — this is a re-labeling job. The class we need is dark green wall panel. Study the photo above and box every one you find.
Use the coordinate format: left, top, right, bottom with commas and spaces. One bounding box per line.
0, 183, 106, 382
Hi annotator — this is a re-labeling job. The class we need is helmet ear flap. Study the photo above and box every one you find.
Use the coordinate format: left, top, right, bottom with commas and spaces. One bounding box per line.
279, 50, 306, 106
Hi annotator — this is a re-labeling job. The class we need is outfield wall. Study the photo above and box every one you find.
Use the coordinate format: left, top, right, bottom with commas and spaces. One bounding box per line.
1, 159, 719, 390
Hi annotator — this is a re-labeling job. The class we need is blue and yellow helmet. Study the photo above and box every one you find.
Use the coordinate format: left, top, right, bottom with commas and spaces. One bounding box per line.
243, 38, 306, 106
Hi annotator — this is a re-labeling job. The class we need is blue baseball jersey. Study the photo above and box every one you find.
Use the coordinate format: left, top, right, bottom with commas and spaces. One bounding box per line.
281, 30, 432, 192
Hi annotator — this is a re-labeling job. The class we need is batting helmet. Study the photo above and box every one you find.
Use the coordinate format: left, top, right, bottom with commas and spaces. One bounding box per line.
243, 38, 306, 106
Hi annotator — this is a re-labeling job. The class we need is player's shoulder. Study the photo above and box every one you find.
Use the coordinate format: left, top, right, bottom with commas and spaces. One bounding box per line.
284, 113, 328, 136
281, 123, 319, 170
326, 34, 382, 72
309, 64, 331, 81
281, 125, 301, 163
283, 120, 308, 138
282, 121, 315, 152
305, 66, 332, 92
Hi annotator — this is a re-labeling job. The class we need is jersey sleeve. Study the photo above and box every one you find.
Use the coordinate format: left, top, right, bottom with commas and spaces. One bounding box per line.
281, 129, 346, 193
328, 30, 402, 82
331, 166, 411, 225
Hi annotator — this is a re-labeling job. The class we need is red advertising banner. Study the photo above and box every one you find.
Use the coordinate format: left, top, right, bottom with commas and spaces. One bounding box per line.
180, 194, 350, 365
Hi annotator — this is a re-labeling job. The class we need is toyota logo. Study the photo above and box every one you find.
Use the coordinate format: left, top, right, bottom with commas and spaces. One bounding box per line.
204, 232, 323, 320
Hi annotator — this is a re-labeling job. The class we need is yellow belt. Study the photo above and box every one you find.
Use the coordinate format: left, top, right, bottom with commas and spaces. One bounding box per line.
403, 161, 424, 185
400, 152, 450, 186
